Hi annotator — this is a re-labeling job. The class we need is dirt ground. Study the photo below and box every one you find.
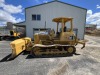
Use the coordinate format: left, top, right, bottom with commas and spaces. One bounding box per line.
0, 35, 100, 75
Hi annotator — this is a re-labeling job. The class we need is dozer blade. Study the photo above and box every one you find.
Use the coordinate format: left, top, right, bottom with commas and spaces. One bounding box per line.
9, 37, 31, 60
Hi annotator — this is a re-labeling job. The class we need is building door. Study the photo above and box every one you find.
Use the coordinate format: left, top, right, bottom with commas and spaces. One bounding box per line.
33, 29, 40, 34
33, 28, 51, 34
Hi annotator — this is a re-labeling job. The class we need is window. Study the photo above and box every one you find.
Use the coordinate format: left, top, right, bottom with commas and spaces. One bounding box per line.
37, 15, 41, 20
32, 15, 36, 20
32, 14, 41, 21
69, 36, 75, 40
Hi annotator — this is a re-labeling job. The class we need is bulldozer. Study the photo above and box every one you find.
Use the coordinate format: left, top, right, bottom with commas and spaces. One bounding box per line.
0, 30, 20, 41
10, 30, 20, 37
9, 17, 86, 60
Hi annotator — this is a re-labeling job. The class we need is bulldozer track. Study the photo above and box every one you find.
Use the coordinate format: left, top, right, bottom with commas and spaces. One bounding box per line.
31, 45, 76, 57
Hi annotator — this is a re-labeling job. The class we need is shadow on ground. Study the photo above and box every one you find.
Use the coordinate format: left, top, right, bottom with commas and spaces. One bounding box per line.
0, 54, 12, 62
0, 51, 80, 62
26, 53, 80, 59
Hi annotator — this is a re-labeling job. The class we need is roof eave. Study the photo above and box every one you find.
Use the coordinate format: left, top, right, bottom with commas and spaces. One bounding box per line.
25, 1, 87, 10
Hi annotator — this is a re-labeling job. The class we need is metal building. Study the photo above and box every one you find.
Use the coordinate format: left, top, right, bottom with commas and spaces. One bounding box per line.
16, 1, 87, 39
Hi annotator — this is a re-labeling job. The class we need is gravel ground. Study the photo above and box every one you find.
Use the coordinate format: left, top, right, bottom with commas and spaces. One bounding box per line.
0, 35, 100, 75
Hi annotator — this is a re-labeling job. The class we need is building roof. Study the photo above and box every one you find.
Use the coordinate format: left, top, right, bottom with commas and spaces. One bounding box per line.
86, 24, 97, 27
26, 1, 87, 10
15, 21, 25, 25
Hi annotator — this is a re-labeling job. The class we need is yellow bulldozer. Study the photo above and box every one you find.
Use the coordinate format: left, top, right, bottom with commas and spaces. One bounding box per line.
0, 30, 20, 41
9, 17, 86, 60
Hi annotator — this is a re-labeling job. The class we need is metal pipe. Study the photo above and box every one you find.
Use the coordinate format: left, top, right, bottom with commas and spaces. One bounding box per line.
70, 19, 73, 32
56, 22, 59, 33
61, 19, 64, 32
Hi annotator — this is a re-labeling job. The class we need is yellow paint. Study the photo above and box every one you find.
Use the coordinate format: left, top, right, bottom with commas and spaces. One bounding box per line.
10, 37, 31, 58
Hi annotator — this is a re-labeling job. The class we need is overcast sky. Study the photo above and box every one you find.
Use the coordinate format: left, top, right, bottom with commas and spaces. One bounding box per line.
0, 0, 100, 27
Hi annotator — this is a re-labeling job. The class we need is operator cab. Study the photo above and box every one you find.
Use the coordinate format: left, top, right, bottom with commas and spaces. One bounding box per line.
52, 17, 76, 41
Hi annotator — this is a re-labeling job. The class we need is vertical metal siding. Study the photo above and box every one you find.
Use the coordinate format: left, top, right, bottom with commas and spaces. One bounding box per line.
25, 2, 86, 39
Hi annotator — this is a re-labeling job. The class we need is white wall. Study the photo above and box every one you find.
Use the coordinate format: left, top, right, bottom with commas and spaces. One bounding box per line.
18, 1, 87, 39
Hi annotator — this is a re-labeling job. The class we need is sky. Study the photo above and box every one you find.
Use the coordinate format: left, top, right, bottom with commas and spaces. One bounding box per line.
0, 0, 100, 27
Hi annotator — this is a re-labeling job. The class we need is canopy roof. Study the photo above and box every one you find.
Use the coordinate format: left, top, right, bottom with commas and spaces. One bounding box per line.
52, 17, 73, 23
